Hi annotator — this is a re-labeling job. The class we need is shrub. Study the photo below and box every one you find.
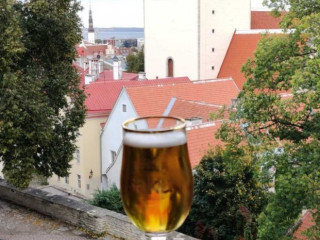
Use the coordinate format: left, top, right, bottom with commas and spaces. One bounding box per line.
90, 185, 125, 214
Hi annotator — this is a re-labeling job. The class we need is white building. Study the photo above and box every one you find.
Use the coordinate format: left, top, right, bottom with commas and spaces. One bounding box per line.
101, 78, 239, 189
144, 0, 251, 80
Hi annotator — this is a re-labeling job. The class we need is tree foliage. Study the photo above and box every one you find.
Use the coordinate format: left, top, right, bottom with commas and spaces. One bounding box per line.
234, 0, 320, 238
179, 146, 268, 240
126, 49, 144, 73
90, 185, 125, 214
0, 0, 86, 189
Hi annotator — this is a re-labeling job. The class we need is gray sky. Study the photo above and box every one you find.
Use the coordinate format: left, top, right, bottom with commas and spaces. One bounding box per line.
79, 0, 271, 28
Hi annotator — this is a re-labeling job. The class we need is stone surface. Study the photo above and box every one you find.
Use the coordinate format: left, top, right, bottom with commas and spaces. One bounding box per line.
0, 180, 198, 240
0, 199, 115, 240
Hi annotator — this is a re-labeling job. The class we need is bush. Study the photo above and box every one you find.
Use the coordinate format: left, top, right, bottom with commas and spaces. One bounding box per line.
90, 185, 125, 214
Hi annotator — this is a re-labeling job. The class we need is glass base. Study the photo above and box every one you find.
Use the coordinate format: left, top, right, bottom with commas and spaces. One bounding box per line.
145, 232, 169, 240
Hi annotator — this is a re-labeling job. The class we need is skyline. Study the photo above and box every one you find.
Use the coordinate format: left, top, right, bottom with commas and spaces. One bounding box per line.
79, 0, 271, 29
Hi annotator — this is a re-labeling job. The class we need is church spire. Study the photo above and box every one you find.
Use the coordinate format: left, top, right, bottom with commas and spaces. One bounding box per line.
88, 0, 94, 33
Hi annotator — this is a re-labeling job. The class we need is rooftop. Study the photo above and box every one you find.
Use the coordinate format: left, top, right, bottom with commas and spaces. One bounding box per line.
218, 32, 261, 89
251, 11, 283, 29
85, 75, 190, 115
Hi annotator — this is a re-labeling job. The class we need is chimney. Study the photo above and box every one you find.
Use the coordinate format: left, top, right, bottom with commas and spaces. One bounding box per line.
138, 72, 146, 80
85, 74, 95, 85
98, 60, 103, 74
113, 56, 121, 80
230, 98, 238, 108
89, 59, 92, 75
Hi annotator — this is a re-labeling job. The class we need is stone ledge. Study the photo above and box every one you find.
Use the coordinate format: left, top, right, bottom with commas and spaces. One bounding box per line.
0, 180, 197, 240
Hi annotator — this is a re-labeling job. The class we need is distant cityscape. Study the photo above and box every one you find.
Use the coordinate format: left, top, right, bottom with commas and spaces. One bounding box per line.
81, 27, 144, 41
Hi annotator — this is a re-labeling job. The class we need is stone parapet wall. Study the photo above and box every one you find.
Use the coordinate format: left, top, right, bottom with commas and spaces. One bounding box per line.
0, 180, 197, 240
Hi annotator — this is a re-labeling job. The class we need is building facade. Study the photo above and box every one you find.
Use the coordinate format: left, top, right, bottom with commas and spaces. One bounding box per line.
144, 0, 251, 80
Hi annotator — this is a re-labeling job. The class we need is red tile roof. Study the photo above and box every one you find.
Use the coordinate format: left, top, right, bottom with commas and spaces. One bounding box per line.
125, 79, 237, 168
293, 210, 316, 240
251, 11, 282, 29
218, 33, 261, 89
126, 79, 239, 117
187, 122, 223, 168
94, 70, 138, 82
85, 77, 190, 115
169, 99, 223, 123
76, 44, 109, 58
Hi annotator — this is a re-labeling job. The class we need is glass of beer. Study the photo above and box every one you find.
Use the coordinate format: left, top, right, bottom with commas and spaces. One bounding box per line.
121, 116, 193, 240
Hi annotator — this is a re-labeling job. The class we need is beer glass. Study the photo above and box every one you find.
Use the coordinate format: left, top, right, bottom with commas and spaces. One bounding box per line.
121, 116, 193, 240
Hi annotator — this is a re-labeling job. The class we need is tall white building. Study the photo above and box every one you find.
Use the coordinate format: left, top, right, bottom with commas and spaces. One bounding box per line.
144, 0, 251, 80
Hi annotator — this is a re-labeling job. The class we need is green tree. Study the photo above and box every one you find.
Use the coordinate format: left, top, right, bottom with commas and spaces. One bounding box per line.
235, 0, 320, 238
126, 49, 144, 73
0, 0, 86, 189
179, 146, 268, 240
90, 185, 125, 214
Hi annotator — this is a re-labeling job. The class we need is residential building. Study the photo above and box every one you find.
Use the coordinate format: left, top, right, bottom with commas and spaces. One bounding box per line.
48, 69, 190, 198
102, 78, 239, 189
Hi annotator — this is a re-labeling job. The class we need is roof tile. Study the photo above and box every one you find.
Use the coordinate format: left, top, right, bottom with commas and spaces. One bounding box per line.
218, 33, 261, 89
251, 11, 282, 29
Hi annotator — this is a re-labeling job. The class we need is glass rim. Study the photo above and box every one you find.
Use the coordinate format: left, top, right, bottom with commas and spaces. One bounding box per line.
122, 116, 186, 133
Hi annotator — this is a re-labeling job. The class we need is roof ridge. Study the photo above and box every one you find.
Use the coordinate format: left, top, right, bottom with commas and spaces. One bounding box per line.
176, 99, 224, 108
192, 77, 233, 84
186, 120, 224, 131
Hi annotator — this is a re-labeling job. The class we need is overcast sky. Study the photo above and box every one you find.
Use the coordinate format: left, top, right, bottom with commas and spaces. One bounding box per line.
79, 0, 144, 28
79, 0, 271, 28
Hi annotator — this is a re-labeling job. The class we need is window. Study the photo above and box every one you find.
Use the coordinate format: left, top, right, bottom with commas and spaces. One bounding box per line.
167, 58, 173, 77
212, 48, 215, 52
111, 150, 117, 163
77, 175, 81, 188
212, 66, 215, 70
65, 176, 69, 184
122, 104, 127, 112
212, 10, 215, 14
76, 149, 80, 163
87, 184, 90, 190
57, 176, 60, 181
212, 29, 215, 33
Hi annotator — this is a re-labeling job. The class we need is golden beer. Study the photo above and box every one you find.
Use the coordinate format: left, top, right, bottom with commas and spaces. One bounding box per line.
121, 117, 193, 235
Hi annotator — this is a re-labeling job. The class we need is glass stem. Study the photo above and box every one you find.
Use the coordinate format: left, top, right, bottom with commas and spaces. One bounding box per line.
145, 232, 169, 240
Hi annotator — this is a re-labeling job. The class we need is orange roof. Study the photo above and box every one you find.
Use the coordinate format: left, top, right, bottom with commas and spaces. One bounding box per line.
169, 99, 222, 123
251, 11, 282, 29
85, 77, 190, 115
94, 70, 138, 82
126, 79, 239, 117
187, 122, 223, 168
218, 33, 261, 89
293, 210, 316, 239
76, 44, 109, 57
125, 79, 237, 168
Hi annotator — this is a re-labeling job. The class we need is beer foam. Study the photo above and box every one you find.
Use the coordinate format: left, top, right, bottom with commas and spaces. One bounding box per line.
123, 131, 187, 148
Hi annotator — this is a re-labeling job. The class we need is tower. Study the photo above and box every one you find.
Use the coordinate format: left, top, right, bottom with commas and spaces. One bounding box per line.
144, 0, 251, 80
88, 1, 95, 44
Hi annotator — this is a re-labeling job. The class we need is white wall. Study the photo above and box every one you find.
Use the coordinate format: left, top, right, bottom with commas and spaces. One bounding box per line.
199, 0, 251, 79
101, 89, 138, 189
88, 32, 95, 44
144, 0, 251, 81
144, 0, 199, 80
